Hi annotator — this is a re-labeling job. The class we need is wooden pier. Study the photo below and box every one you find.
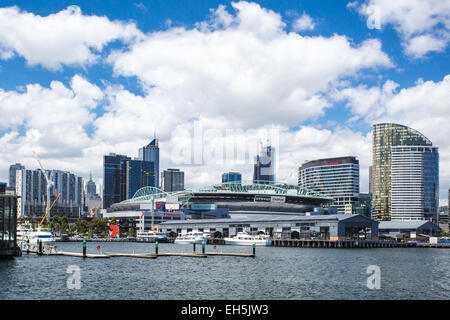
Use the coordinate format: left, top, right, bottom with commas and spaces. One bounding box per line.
269, 238, 444, 248
156, 252, 207, 258
204, 252, 255, 257
104, 252, 157, 259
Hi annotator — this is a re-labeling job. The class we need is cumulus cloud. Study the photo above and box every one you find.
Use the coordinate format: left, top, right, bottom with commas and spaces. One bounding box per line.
356, 0, 450, 58
0, 5, 143, 70
292, 13, 316, 31
108, 1, 391, 129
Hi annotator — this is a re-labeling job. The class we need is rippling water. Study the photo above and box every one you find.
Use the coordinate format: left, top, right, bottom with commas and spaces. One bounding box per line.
1, 242, 448, 300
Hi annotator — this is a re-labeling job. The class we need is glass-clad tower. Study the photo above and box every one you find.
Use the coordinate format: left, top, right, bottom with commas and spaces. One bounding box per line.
298, 156, 360, 214
372, 123, 437, 221
253, 145, 275, 184
139, 139, 159, 189
222, 172, 242, 185
391, 146, 439, 222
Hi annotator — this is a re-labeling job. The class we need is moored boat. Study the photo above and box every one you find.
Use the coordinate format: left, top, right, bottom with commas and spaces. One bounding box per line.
224, 232, 271, 246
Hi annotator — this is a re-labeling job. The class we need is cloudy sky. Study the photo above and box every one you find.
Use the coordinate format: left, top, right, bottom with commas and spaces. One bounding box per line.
0, 0, 449, 204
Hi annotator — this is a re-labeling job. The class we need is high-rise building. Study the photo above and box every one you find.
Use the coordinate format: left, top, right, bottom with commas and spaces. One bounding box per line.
253, 145, 275, 184
298, 156, 360, 214
103, 153, 131, 209
391, 146, 439, 222
15, 168, 84, 219
139, 138, 159, 188
369, 166, 373, 195
372, 123, 437, 221
126, 159, 156, 198
222, 172, 242, 185
86, 172, 97, 197
9, 163, 25, 188
161, 168, 184, 192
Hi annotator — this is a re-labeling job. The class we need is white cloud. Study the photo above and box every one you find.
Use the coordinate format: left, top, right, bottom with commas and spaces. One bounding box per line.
108, 1, 391, 130
0, 5, 142, 70
357, 0, 450, 57
292, 13, 315, 32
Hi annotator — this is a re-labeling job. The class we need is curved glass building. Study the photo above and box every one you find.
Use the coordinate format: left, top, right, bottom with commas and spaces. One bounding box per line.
372, 123, 439, 222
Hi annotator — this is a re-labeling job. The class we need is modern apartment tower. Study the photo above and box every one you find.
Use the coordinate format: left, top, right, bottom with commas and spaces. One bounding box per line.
15, 168, 84, 219
222, 172, 242, 185
298, 156, 360, 214
372, 123, 439, 222
391, 146, 439, 222
139, 138, 159, 189
161, 168, 184, 192
9, 163, 25, 188
253, 145, 275, 184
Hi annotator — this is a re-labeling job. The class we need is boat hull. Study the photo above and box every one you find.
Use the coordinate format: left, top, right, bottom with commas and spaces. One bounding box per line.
224, 239, 271, 246
174, 238, 207, 245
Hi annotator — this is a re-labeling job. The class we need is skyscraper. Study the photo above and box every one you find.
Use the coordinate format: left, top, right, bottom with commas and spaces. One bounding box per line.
9, 163, 25, 188
222, 172, 242, 185
391, 146, 439, 222
298, 156, 360, 214
372, 123, 438, 222
86, 172, 97, 197
103, 153, 131, 209
126, 159, 156, 198
161, 168, 184, 192
139, 138, 159, 188
253, 145, 275, 184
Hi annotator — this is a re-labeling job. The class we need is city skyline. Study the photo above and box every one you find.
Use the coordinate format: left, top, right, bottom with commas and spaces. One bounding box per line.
0, 1, 449, 205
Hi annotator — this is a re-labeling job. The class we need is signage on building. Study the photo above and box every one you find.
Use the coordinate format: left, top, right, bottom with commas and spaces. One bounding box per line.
271, 196, 285, 203
254, 195, 271, 202
163, 212, 181, 217
165, 203, 180, 210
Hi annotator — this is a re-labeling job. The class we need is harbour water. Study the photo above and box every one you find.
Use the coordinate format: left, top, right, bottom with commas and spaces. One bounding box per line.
1, 242, 449, 300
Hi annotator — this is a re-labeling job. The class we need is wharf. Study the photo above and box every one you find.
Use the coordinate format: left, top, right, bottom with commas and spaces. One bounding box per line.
270, 239, 416, 248
156, 252, 207, 258
104, 252, 157, 259
204, 252, 255, 257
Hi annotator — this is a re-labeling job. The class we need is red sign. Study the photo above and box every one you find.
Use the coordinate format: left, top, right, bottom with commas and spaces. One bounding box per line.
156, 202, 162, 208
325, 162, 339, 166
109, 225, 119, 238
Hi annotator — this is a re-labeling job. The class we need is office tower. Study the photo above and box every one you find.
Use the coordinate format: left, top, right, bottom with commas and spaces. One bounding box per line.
126, 159, 156, 199
391, 146, 439, 222
369, 166, 373, 195
139, 138, 159, 188
253, 145, 275, 184
161, 168, 184, 192
299, 156, 360, 214
222, 172, 242, 185
15, 168, 84, 219
9, 163, 25, 188
86, 172, 97, 197
103, 153, 131, 209
372, 123, 436, 221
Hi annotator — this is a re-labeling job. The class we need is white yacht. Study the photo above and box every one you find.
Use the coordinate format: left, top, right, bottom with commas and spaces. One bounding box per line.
224, 232, 272, 246
136, 230, 167, 243
174, 231, 208, 245
17, 224, 56, 245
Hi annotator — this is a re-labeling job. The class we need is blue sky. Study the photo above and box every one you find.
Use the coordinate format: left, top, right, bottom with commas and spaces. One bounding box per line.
0, 0, 449, 203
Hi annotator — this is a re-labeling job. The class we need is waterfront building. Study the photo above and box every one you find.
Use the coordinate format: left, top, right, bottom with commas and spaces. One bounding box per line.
0, 192, 21, 258
161, 168, 184, 192
126, 159, 156, 199
378, 220, 441, 238
159, 214, 379, 240
391, 146, 439, 222
369, 166, 373, 195
298, 156, 360, 214
0, 182, 5, 194
103, 153, 131, 209
371, 123, 438, 222
9, 163, 24, 188
138, 138, 159, 188
15, 168, 85, 219
253, 145, 275, 184
222, 172, 242, 185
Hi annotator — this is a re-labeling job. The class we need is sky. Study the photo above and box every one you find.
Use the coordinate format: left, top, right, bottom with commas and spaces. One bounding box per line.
0, 0, 449, 204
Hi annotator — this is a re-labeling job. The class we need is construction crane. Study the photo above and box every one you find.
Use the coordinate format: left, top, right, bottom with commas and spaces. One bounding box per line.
89, 199, 103, 218
32, 151, 54, 224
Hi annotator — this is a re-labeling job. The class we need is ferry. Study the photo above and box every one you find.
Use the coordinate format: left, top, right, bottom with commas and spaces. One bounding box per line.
136, 230, 167, 243
224, 232, 272, 246
174, 231, 209, 244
